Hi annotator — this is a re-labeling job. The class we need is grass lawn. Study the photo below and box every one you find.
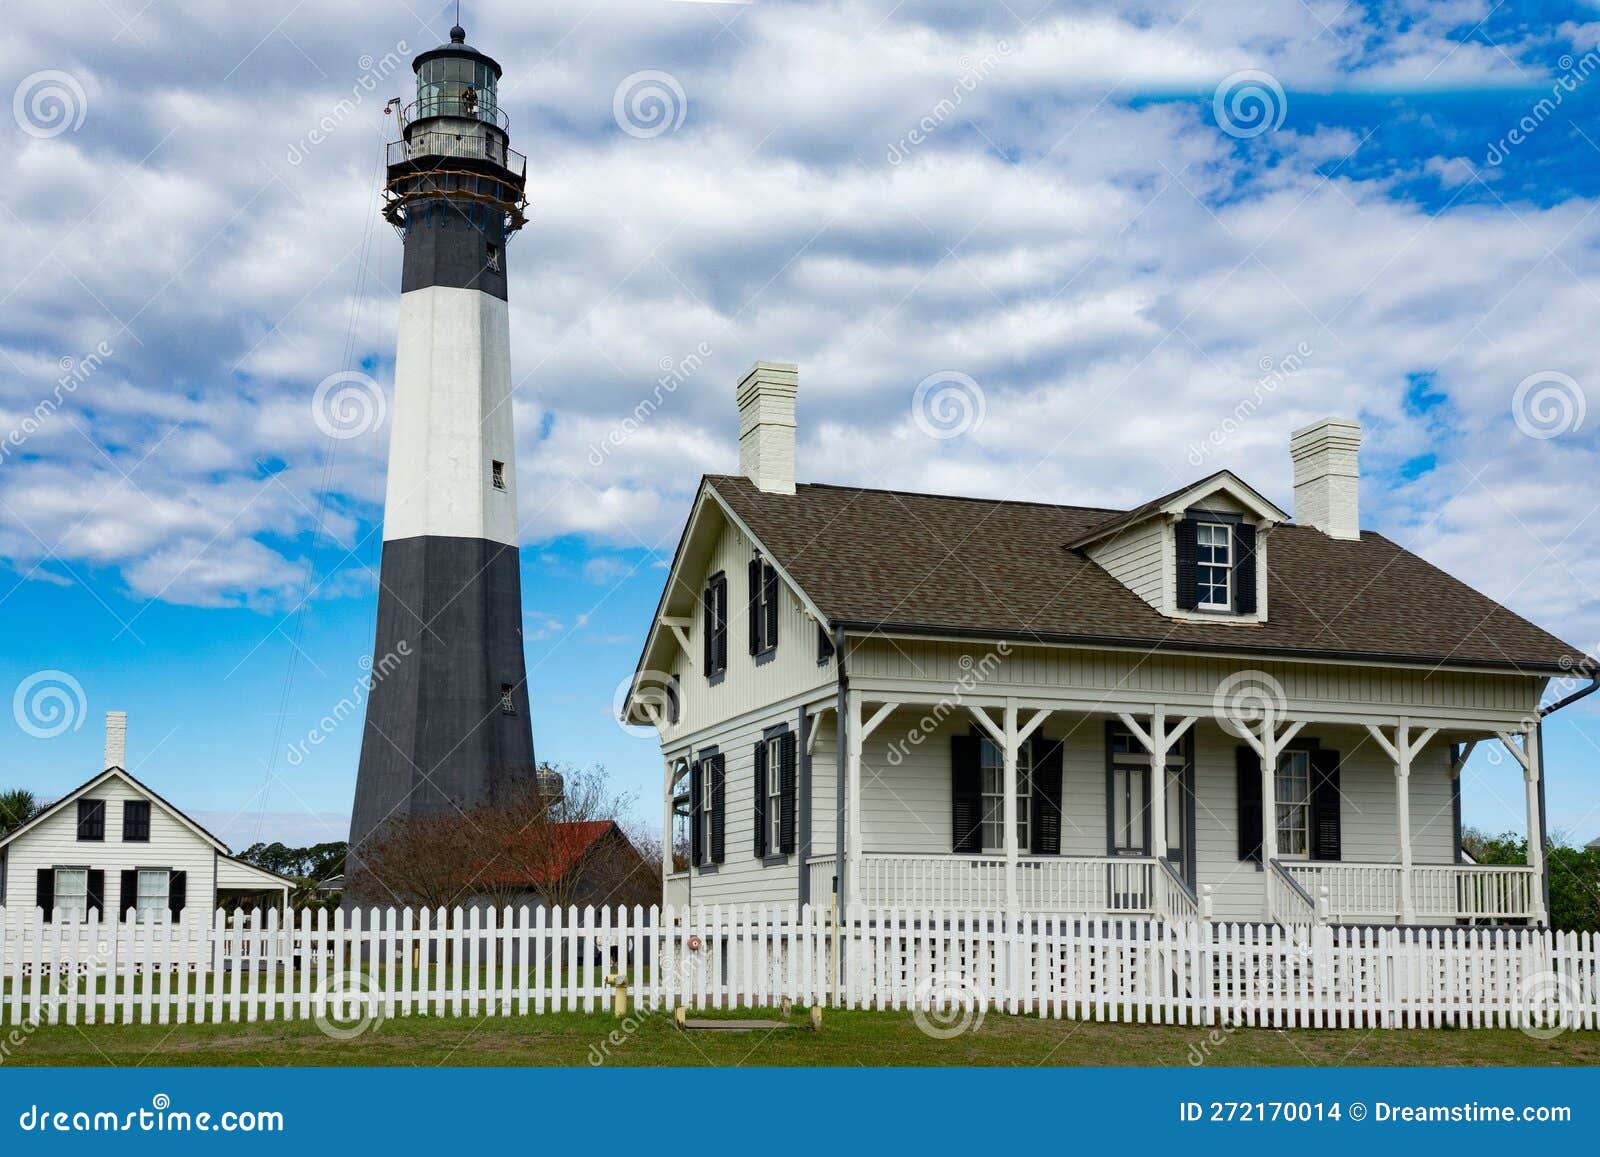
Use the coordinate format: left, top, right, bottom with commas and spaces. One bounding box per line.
6, 1007, 1599, 1067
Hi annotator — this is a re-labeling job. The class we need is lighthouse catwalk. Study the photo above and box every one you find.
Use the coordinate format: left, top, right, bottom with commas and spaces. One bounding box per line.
348, 24, 536, 870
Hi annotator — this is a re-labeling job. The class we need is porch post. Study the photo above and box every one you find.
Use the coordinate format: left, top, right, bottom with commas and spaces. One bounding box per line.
1002, 699, 1019, 913
1524, 725, 1548, 924
1259, 719, 1280, 867
1148, 711, 1168, 860
661, 758, 676, 894
846, 689, 863, 903
1395, 719, 1414, 924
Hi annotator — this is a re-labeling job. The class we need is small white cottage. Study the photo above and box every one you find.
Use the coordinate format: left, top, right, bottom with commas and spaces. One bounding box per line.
0, 713, 291, 932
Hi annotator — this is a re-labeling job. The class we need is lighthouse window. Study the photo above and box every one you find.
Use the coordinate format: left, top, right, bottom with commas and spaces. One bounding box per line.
491, 460, 506, 490
500, 684, 516, 715
485, 243, 501, 272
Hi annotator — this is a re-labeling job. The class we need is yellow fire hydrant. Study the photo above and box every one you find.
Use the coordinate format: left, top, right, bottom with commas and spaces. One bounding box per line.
606, 972, 630, 1018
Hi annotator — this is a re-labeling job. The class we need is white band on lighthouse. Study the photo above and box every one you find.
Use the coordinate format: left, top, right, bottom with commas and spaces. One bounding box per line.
382, 285, 518, 547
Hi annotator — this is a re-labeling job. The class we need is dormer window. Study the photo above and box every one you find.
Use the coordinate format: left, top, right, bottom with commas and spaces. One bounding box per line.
1195, 522, 1232, 610
1175, 514, 1257, 615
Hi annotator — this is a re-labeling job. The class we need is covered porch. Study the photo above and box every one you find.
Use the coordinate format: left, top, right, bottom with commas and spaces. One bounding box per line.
816, 680, 1549, 927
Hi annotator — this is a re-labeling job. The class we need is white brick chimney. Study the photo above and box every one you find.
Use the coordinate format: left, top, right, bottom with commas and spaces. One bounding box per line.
104, 711, 127, 770
737, 361, 798, 495
1291, 417, 1362, 540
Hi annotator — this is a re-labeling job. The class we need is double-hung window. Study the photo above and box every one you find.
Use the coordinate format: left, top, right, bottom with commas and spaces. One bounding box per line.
135, 869, 169, 923
1276, 750, 1311, 858
978, 737, 1032, 852
1195, 522, 1232, 609
54, 868, 88, 921
698, 764, 717, 865
765, 736, 784, 854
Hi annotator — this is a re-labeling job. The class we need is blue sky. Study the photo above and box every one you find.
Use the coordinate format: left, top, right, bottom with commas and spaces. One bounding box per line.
3, 0, 1600, 850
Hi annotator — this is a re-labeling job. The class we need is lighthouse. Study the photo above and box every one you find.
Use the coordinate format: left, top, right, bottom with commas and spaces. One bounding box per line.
348, 24, 536, 874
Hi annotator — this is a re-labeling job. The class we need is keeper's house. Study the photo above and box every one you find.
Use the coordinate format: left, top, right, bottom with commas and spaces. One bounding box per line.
0, 714, 291, 932
624, 363, 1592, 927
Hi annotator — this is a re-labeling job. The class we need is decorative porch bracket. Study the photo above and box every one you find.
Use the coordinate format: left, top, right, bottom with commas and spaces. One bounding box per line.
1117, 710, 1197, 861
661, 615, 695, 670
970, 702, 1052, 912
1492, 726, 1548, 924
1233, 715, 1306, 870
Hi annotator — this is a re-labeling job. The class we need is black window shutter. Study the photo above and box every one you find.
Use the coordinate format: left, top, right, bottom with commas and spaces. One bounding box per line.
77, 799, 105, 841
168, 870, 187, 921
747, 559, 762, 654
36, 868, 54, 922
753, 740, 768, 856
763, 564, 779, 649
87, 869, 104, 920
123, 800, 151, 842
1310, 748, 1342, 861
951, 735, 983, 853
120, 869, 137, 921
1233, 524, 1258, 615
1030, 735, 1064, 855
1235, 745, 1263, 863
779, 732, 797, 854
689, 759, 703, 865
710, 754, 726, 863
817, 625, 835, 664
1175, 519, 1199, 610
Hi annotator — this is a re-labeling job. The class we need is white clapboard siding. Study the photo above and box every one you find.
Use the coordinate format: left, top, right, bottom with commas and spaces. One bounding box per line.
0, 905, 1594, 1032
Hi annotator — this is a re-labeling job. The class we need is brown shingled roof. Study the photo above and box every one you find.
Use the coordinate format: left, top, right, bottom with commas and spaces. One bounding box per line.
708, 474, 1578, 674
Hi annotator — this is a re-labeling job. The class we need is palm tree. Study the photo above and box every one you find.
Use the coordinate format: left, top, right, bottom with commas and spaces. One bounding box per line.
0, 789, 41, 836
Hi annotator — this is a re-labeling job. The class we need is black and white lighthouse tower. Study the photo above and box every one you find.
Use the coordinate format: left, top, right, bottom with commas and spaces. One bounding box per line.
349, 24, 536, 868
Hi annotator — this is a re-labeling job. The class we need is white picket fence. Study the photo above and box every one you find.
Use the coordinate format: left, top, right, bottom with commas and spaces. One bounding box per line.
1, 905, 1597, 1031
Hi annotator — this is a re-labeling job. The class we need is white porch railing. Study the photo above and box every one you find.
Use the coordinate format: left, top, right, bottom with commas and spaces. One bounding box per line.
1284, 862, 1539, 923
1268, 860, 1319, 926
855, 854, 1159, 915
